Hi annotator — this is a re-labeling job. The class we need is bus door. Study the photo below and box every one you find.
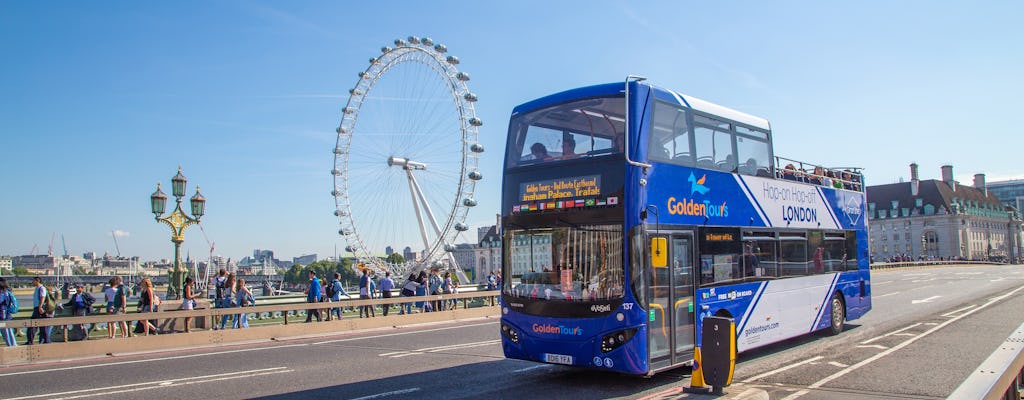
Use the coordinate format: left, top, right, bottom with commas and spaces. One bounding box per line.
648, 231, 696, 370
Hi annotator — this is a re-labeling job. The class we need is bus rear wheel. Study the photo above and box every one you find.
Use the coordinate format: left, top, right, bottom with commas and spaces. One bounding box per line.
827, 292, 845, 336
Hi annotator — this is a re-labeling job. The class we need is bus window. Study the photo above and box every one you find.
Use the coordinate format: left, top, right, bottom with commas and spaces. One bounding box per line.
736, 127, 771, 177
506, 97, 624, 167
824, 232, 847, 272
845, 231, 860, 270
778, 234, 808, 277
649, 101, 693, 165
742, 235, 778, 279
698, 227, 741, 286
504, 224, 624, 301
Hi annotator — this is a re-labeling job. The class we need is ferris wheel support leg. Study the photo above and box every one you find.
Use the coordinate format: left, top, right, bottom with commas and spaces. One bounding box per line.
406, 169, 434, 272
408, 168, 468, 280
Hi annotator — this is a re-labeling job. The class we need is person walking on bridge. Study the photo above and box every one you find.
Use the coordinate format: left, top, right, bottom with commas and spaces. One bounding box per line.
378, 272, 394, 316
0, 278, 17, 347
26, 277, 51, 345
64, 283, 95, 340
305, 271, 322, 322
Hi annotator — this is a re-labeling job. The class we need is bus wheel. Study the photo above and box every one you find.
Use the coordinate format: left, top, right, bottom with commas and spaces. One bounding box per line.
827, 292, 845, 336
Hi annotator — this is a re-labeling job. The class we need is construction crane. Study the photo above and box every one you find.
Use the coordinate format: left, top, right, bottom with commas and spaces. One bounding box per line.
61, 235, 69, 258
197, 223, 215, 292
111, 230, 122, 257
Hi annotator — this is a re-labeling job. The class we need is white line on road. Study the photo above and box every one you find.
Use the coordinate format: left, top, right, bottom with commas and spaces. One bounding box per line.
941, 304, 978, 318
348, 388, 422, 400
783, 283, 1024, 400
828, 361, 848, 368
856, 344, 888, 350
513, 364, 554, 373
742, 356, 824, 382
873, 291, 901, 298
0, 343, 308, 378
315, 321, 497, 345
381, 340, 500, 358
911, 295, 941, 304
860, 323, 922, 344
8, 367, 292, 400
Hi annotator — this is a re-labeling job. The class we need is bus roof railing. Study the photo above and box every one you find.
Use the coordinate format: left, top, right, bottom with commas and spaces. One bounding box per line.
774, 156, 864, 192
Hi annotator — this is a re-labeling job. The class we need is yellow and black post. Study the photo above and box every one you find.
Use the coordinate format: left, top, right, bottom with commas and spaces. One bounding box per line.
687, 315, 736, 395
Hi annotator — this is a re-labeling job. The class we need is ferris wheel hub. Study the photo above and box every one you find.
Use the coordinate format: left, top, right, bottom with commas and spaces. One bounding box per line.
387, 156, 427, 170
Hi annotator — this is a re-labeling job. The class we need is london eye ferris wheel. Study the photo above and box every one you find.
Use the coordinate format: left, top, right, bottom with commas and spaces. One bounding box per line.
332, 36, 484, 281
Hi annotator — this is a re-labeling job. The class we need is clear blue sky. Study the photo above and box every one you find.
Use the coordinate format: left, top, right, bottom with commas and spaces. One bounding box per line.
2, 1, 1021, 262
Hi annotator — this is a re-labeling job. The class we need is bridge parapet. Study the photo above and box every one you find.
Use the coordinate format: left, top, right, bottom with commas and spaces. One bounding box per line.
0, 290, 501, 366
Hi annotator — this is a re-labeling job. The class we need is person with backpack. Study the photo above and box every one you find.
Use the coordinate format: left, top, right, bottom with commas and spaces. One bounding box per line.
110, 276, 129, 338
304, 271, 322, 322
327, 272, 348, 321
399, 272, 418, 315
0, 278, 17, 347
26, 276, 51, 345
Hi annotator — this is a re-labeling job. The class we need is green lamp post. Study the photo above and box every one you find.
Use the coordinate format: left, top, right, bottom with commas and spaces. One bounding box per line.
150, 166, 206, 300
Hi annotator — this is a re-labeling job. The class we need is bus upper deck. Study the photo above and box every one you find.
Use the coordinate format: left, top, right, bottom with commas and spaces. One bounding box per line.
504, 82, 863, 192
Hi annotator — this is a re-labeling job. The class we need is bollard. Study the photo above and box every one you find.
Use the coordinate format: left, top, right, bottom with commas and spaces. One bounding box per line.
687, 316, 736, 395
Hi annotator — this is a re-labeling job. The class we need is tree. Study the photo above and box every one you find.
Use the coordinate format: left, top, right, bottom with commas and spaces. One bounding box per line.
385, 253, 405, 264
284, 263, 305, 284
12, 266, 29, 276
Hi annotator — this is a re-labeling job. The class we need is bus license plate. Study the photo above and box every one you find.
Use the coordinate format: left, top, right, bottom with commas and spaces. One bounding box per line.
544, 353, 573, 365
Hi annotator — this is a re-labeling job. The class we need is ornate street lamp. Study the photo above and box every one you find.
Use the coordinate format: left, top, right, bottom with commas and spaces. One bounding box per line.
151, 166, 205, 300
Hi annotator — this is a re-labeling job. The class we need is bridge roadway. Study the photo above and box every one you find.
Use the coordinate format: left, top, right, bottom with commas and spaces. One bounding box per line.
0, 264, 1021, 399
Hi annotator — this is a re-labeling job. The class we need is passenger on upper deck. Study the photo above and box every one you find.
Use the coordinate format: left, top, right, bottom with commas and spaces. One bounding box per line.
528, 142, 552, 162
561, 136, 579, 159
780, 164, 799, 181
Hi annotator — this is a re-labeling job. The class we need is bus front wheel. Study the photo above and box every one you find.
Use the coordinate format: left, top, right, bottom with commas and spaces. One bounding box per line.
827, 292, 845, 336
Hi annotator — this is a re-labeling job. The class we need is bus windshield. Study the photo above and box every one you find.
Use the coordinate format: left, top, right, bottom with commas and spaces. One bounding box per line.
504, 224, 624, 301
507, 97, 625, 167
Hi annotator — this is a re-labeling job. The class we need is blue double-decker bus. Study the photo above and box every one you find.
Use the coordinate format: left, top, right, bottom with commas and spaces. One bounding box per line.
498, 77, 871, 375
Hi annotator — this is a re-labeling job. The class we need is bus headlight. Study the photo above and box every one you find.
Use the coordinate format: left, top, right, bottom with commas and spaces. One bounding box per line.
501, 323, 520, 344
601, 328, 638, 353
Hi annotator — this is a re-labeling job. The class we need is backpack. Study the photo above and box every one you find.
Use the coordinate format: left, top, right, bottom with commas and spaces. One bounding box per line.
43, 291, 57, 314
326, 281, 337, 299
4, 291, 18, 315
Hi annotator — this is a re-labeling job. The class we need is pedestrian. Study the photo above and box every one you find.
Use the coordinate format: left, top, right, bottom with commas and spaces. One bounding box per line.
214, 268, 228, 309
234, 278, 252, 328
328, 272, 348, 321
181, 277, 199, 333
378, 271, 394, 316
26, 276, 51, 345
399, 272, 417, 315
0, 278, 17, 347
442, 272, 455, 310
64, 283, 95, 340
415, 270, 428, 312
428, 267, 443, 312
486, 271, 496, 291
218, 273, 237, 330
110, 276, 129, 338
137, 278, 159, 335
304, 271, 322, 322
359, 268, 373, 318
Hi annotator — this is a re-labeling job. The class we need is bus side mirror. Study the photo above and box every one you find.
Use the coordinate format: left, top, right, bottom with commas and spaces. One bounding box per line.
651, 237, 667, 268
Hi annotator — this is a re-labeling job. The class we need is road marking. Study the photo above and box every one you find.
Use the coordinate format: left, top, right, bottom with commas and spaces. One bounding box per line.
380, 340, 500, 358
991, 277, 1005, 282
873, 291, 901, 298
861, 323, 922, 344
0, 343, 308, 378
637, 386, 683, 400
828, 361, 848, 368
911, 295, 941, 304
742, 356, 823, 382
513, 364, 554, 373
8, 367, 292, 400
872, 281, 894, 286
941, 304, 978, 318
315, 321, 497, 345
783, 283, 1024, 400
348, 388, 421, 400
856, 344, 888, 350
